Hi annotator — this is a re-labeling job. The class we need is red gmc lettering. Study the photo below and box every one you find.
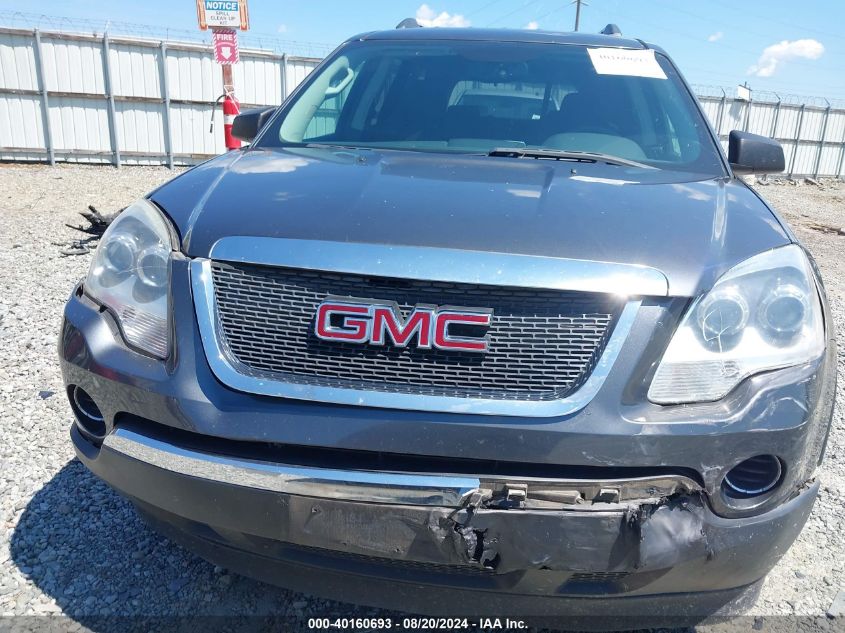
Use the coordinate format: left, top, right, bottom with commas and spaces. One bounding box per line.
372, 306, 433, 348
314, 300, 491, 353
315, 303, 371, 342
434, 311, 492, 352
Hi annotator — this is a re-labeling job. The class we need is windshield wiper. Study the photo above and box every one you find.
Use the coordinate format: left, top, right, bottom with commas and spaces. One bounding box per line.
487, 148, 656, 170
298, 142, 371, 151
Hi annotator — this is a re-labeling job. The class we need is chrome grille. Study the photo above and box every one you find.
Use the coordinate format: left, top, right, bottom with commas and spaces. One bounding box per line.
210, 261, 623, 401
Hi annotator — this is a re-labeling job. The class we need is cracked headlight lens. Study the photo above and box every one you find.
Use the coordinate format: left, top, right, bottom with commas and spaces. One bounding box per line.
85, 199, 175, 359
649, 245, 825, 404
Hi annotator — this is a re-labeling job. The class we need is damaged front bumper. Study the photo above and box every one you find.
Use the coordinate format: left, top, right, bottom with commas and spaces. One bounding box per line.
71, 421, 819, 616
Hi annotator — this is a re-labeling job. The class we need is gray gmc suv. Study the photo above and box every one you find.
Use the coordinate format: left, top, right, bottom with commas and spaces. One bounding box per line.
59, 25, 836, 624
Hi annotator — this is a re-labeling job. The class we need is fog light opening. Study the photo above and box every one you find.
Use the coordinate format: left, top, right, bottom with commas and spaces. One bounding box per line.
69, 385, 107, 438
723, 454, 783, 498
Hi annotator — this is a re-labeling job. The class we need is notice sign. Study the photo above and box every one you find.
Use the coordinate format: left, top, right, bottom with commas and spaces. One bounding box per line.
213, 28, 239, 64
587, 48, 667, 79
196, 0, 249, 30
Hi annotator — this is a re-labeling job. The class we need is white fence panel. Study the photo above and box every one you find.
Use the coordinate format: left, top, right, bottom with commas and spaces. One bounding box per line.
170, 103, 224, 156
48, 96, 110, 153
817, 146, 842, 176
115, 101, 165, 157
776, 107, 800, 140
0, 32, 37, 90
801, 109, 825, 143
747, 103, 776, 136
717, 101, 741, 134
824, 111, 845, 143
110, 42, 161, 99
792, 144, 818, 176
0, 93, 42, 150
235, 53, 284, 105
166, 47, 222, 103
41, 36, 104, 94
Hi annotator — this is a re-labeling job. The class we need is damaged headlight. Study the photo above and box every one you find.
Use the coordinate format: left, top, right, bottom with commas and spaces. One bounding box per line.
85, 199, 176, 359
649, 245, 824, 404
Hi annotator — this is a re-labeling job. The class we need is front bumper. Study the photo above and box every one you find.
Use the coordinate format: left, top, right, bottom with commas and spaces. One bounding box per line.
71, 422, 817, 619
59, 256, 837, 616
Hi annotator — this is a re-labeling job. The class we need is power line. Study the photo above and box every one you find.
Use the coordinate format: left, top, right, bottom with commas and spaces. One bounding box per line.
466, 0, 508, 18
532, 1, 574, 24
707, 0, 845, 42
485, 0, 544, 27
649, 0, 845, 58
609, 6, 843, 75
526, 0, 586, 31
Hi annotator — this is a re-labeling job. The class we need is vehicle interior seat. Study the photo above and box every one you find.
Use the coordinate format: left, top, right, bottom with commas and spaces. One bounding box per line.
541, 87, 648, 160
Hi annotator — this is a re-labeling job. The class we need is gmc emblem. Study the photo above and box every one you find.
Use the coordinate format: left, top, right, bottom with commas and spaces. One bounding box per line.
315, 297, 492, 353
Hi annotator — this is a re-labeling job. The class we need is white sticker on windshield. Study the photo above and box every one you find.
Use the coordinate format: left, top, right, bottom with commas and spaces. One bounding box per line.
588, 48, 667, 79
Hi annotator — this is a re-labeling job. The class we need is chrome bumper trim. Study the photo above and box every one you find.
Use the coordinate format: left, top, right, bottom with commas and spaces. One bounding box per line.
105, 428, 701, 508
106, 428, 481, 507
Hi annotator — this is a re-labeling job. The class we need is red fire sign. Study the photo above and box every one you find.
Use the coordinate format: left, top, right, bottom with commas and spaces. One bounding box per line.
212, 28, 239, 64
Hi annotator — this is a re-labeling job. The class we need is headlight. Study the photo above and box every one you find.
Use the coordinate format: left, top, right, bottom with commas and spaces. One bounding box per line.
648, 245, 824, 404
85, 199, 175, 358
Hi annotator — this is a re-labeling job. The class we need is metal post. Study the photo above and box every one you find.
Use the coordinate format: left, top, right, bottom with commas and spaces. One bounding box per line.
158, 42, 174, 169
280, 53, 288, 101
715, 88, 727, 142
102, 32, 121, 168
836, 112, 845, 181
788, 103, 805, 178
813, 99, 830, 178
574, 0, 582, 31
32, 30, 55, 166
769, 94, 781, 139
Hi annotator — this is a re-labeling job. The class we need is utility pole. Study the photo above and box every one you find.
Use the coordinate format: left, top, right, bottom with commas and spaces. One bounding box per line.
571, 0, 587, 31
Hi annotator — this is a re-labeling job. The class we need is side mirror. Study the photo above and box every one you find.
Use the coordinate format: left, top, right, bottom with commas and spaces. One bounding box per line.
231, 106, 277, 143
728, 130, 785, 175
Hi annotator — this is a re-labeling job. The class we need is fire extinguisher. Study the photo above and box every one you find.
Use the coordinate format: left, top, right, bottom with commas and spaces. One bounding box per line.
210, 91, 241, 151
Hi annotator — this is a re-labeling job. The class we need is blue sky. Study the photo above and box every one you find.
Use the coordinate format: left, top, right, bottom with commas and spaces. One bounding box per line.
3, 0, 844, 99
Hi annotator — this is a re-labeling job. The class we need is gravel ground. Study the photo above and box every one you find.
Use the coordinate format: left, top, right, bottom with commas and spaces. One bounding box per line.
0, 164, 842, 631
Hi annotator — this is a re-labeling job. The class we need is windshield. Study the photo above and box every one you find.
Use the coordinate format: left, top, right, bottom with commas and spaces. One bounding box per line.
259, 39, 724, 174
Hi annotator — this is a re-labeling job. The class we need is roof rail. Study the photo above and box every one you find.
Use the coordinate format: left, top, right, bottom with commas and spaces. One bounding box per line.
396, 18, 422, 29
600, 23, 622, 36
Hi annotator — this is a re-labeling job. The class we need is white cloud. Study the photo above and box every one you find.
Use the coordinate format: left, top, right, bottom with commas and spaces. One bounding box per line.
415, 4, 470, 28
524, 21, 539, 30
707, 31, 722, 42
747, 38, 824, 77
277, 24, 288, 34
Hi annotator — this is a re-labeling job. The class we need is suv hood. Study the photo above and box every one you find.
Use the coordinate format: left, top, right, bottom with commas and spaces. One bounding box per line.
150, 147, 790, 297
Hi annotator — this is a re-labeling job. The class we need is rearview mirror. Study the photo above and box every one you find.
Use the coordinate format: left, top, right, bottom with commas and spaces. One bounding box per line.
728, 130, 785, 175
231, 106, 277, 143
